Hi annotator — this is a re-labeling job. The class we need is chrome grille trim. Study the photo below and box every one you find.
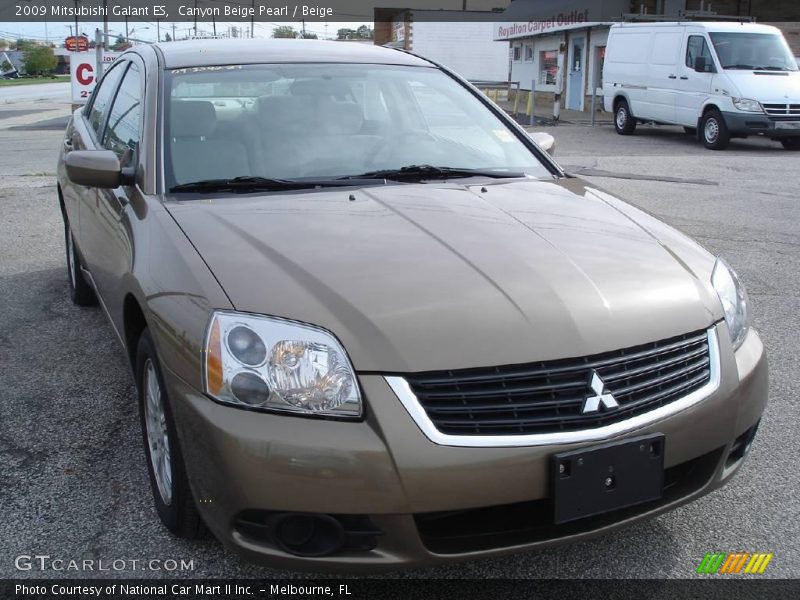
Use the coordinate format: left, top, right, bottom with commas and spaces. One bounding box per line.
386, 327, 721, 448
763, 103, 800, 116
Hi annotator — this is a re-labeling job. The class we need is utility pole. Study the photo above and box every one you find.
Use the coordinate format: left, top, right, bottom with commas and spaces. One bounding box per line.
212, 16, 216, 37
156, 19, 160, 42
302, 19, 306, 38
103, 0, 108, 49
172, 23, 177, 41
73, 0, 79, 39
125, 15, 129, 39
251, 0, 255, 38
194, 0, 198, 37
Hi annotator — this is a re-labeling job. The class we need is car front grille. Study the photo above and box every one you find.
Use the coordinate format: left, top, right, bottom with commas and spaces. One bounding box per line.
403, 329, 712, 436
763, 103, 800, 117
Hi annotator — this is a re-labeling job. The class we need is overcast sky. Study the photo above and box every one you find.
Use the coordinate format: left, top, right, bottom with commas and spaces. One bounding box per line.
0, 20, 372, 43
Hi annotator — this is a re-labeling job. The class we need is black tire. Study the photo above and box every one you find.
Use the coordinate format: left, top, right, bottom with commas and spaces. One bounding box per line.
683, 126, 697, 136
700, 109, 731, 150
137, 329, 206, 539
64, 219, 97, 306
614, 99, 637, 135
781, 138, 800, 150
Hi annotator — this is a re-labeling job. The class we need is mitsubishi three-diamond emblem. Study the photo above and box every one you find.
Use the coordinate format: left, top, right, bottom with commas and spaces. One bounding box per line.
581, 371, 619, 414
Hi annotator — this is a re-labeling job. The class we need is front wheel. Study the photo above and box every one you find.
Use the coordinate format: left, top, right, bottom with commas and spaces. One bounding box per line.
700, 110, 731, 150
64, 219, 97, 306
781, 138, 800, 151
614, 100, 637, 135
137, 329, 206, 539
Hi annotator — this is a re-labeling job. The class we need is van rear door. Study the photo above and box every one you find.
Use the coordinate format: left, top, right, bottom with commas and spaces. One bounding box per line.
675, 33, 716, 127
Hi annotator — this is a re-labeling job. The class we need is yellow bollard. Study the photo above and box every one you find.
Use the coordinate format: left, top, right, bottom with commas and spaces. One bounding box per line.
492, 89, 499, 102
525, 90, 533, 117
512, 91, 520, 115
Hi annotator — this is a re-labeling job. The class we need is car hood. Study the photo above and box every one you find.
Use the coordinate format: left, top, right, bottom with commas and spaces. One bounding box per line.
165, 178, 722, 373
719, 70, 800, 102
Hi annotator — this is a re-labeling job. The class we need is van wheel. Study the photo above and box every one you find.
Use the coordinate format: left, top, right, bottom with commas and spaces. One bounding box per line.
137, 329, 206, 539
701, 109, 730, 150
781, 138, 800, 150
614, 100, 637, 135
64, 219, 97, 306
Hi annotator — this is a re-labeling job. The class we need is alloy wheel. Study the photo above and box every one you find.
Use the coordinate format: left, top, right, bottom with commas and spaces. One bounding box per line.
143, 359, 173, 506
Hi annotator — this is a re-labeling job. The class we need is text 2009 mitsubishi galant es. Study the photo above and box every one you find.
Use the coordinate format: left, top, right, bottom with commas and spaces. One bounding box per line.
56, 40, 767, 571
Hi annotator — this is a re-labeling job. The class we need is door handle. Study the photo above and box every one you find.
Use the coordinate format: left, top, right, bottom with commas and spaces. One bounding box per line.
680, 76, 689, 80
668, 75, 677, 79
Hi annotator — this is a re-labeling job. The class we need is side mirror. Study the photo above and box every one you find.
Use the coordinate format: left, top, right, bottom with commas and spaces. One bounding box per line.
65, 150, 124, 188
694, 56, 712, 73
529, 132, 556, 157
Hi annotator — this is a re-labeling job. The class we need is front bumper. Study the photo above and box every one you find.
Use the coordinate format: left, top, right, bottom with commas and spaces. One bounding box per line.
721, 111, 800, 138
165, 323, 768, 572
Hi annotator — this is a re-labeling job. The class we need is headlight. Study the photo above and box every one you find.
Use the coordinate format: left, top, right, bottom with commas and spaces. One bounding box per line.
204, 312, 362, 418
711, 257, 749, 350
732, 97, 763, 113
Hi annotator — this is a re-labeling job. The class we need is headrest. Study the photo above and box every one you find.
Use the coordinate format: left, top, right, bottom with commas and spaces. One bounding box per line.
256, 95, 311, 132
171, 101, 216, 138
317, 99, 364, 135
290, 78, 352, 98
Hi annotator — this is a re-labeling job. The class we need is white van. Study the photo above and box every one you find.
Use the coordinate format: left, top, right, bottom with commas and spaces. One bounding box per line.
603, 22, 800, 150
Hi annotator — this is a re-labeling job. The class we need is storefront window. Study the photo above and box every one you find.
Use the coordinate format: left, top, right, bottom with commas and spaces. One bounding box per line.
539, 50, 558, 86
524, 45, 534, 62
513, 45, 521, 62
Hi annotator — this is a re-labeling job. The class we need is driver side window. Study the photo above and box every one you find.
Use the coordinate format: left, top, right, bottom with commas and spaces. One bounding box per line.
686, 35, 713, 69
103, 63, 142, 170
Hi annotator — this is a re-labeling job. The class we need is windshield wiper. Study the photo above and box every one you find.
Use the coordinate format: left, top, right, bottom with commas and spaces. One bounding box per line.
337, 165, 527, 182
754, 66, 794, 71
169, 176, 383, 194
723, 64, 756, 70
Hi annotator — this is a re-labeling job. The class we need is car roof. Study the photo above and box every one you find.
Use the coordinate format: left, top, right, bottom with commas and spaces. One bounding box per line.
610, 21, 781, 34
152, 39, 434, 70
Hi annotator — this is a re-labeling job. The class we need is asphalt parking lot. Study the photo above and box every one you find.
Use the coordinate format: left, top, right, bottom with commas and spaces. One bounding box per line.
1, 103, 798, 579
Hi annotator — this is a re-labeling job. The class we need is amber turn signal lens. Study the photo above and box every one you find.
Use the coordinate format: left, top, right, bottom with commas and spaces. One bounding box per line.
206, 318, 223, 395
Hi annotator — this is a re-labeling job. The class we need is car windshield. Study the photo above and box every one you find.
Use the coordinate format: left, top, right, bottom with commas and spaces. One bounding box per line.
164, 63, 551, 189
709, 32, 798, 71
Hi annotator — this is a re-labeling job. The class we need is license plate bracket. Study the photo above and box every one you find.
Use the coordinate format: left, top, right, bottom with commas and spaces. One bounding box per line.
551, 433, 665, 524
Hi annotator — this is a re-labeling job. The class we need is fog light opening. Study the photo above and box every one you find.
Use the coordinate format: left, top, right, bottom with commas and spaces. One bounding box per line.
269, 513, 346, 557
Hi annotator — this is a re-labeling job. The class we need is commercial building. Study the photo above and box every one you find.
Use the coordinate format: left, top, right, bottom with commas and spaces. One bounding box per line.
375, 9, 511, 82
497, 0, 800, 115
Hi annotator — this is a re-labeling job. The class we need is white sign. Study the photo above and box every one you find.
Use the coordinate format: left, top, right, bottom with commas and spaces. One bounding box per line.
495, 15, 600, 41
70, 52, 121, 103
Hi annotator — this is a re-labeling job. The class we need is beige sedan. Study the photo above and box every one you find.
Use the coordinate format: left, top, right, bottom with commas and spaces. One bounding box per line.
56, 39, 767, 571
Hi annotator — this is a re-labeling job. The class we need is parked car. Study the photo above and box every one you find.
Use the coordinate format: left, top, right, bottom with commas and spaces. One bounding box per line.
57, 39, 767, 571
603, 22, 800, 150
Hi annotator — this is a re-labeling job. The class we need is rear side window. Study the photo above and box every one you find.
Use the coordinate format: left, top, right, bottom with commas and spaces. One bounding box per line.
686, 35, 713, 68
103, 63, 142, 169
87, 63, 126, 140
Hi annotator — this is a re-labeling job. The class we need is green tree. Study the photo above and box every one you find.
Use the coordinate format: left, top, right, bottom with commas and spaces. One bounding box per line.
1, 59, 14, 74
111, 35, 131, 51
337, 28, 357, 40
356, 25, 373, 40
14, 38, 36, 51
300, 32, 318, 39
23, 46, 57, 76
0, 39, 8, 51
272, 26, 297, 39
